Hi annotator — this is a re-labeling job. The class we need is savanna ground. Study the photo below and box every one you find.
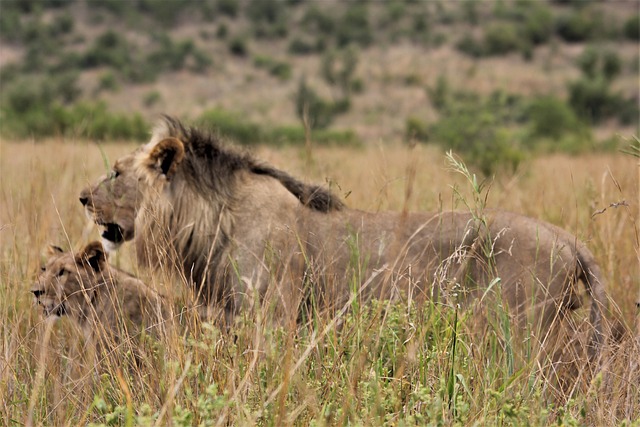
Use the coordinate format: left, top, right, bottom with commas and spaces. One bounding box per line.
1, 137, 638, 426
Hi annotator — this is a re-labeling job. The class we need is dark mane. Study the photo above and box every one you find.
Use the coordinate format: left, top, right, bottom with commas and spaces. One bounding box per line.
159, 116, 344, 212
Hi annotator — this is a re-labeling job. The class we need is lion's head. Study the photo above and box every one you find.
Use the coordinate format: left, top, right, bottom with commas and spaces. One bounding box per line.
80, 153, 141, 251
80, 116, 343, 252
32, 242, 108, 323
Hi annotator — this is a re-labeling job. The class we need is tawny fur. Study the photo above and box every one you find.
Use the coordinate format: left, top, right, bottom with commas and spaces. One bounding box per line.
31, 242, 171, 348
80, 117, 609, 356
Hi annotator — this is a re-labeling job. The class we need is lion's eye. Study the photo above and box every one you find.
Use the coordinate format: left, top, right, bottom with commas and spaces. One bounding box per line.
110, 170, 120, 179
40, 266, 46, 272
57, 269, 65, 277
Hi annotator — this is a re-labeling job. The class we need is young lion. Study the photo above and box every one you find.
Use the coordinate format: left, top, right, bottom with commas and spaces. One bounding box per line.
31, 241, 171, 347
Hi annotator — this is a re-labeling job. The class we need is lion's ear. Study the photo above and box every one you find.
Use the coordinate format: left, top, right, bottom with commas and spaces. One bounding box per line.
47, 245, 64, 256
147, 137, 185, 180
78, 241, 108, 272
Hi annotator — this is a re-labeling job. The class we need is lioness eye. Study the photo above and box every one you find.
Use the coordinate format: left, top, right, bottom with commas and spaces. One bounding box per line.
40, 266, 46, 272
111, 170, 120, 179
57, 269, 65, 277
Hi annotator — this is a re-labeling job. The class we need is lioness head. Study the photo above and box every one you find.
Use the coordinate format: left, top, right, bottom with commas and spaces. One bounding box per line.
80, 153, 142, 251
32, 242, 108, 322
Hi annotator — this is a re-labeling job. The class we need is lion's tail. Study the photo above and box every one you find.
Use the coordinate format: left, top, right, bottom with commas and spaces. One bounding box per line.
576, 246, 609, 359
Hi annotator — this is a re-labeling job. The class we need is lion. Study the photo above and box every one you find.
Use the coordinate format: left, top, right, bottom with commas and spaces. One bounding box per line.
80, 116, 609, 357
31, 241, 171, 348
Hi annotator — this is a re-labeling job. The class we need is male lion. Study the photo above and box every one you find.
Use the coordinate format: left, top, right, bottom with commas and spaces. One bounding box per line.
32, 241, 171, 347
80, 116, 608, 356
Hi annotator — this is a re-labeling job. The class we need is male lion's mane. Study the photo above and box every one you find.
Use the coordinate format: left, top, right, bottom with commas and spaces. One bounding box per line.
155, 116, 344, 212
136, 117, 343, 311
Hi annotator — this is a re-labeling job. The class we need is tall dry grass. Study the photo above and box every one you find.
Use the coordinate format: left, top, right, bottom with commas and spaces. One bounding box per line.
1, 138, 638, 425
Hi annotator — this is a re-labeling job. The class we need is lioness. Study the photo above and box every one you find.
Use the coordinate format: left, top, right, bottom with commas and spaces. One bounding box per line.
32, 241, 170, 346
80, 116, 608, 355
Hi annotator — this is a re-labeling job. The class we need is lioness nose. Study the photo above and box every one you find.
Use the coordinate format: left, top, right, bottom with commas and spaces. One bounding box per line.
79, 196, 88, 206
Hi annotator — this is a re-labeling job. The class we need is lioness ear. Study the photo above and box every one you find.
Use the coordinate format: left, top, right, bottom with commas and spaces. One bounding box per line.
47, 245, 64, 256
147, 137, 185, 179
78, 241, 108, 272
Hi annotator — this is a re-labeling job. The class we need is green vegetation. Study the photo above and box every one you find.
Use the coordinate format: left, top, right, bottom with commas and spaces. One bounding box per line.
0, 0, 637, 172
197, 108, 357, 146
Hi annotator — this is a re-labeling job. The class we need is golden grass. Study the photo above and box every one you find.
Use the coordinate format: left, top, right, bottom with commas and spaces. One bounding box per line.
1, 138, 638, 425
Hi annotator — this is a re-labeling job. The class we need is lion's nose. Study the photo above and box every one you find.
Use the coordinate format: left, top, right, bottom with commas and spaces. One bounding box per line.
79, 196, 88, 206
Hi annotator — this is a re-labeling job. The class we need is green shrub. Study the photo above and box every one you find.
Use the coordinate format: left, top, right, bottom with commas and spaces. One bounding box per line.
567, 77, 616, 123
623, 14, 640, 40
429, 108, 522, 176
245, 0, 288, 39
410, 89, 529, 175
143, 91, 161, 107
336, 5, 372, 47
253, 55, 292, 81
555, 8, 605, 42
427, 75, 451, 112
295, 78, 342, 130
81, 30, 132, 69
483, 23, 522, 56
0, 9, 23, 42
288, 37, 323, 55
216, 0, 239, 17
525, 96, 582, 140
50, 13, 74, 35
301, 6, 335, 36
405, 116, 429, 141
456, 33, 484, 58
72, 103, 148, 140
98, 72, 119, 92
137, 0, 186, 27
228, 36, 248, 56
1, 98, 148, 141
321, 47, 359, 97
196, 108, 358, 146
197, 109, 263, 144
521, 4, 554, 45
578, 47, 622, 81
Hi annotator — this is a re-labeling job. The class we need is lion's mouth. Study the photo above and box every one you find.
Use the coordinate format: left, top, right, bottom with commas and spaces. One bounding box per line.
101, 223, 125, 244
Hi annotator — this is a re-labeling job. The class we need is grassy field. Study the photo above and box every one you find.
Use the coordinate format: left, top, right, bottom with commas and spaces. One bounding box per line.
1, 138, 638, 426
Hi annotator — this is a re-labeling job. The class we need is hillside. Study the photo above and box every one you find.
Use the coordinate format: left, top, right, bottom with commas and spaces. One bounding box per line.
0, 0, 638, 173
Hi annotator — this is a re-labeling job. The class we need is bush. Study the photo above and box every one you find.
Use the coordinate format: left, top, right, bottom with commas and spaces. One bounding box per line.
336, 5, 372, 47
1, 98, 148, 141
295, 78, 344, 130
81, 30, 132, 69
578, 47, 622, 81
197, 109, 263, 144
245, 0, 288, 39
301, 6, 335, 36
321, 47, 359, 97
521, 4, 554, 45
568, 77, 617, 123
483, 23, 522, 56
196, 108, 358, 146
288, 37, 323, 55
414, 92, 525, 176
228, 36, 248, 56
555, 8, 605, 42
456, 33, 484, 58
253, 55, 292, 81
525, 96, 582, 140
623, 14, 640, 40
432, 112, 522, 176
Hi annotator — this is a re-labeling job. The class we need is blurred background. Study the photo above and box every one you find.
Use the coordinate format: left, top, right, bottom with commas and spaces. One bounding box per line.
0, 0, 638, 175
